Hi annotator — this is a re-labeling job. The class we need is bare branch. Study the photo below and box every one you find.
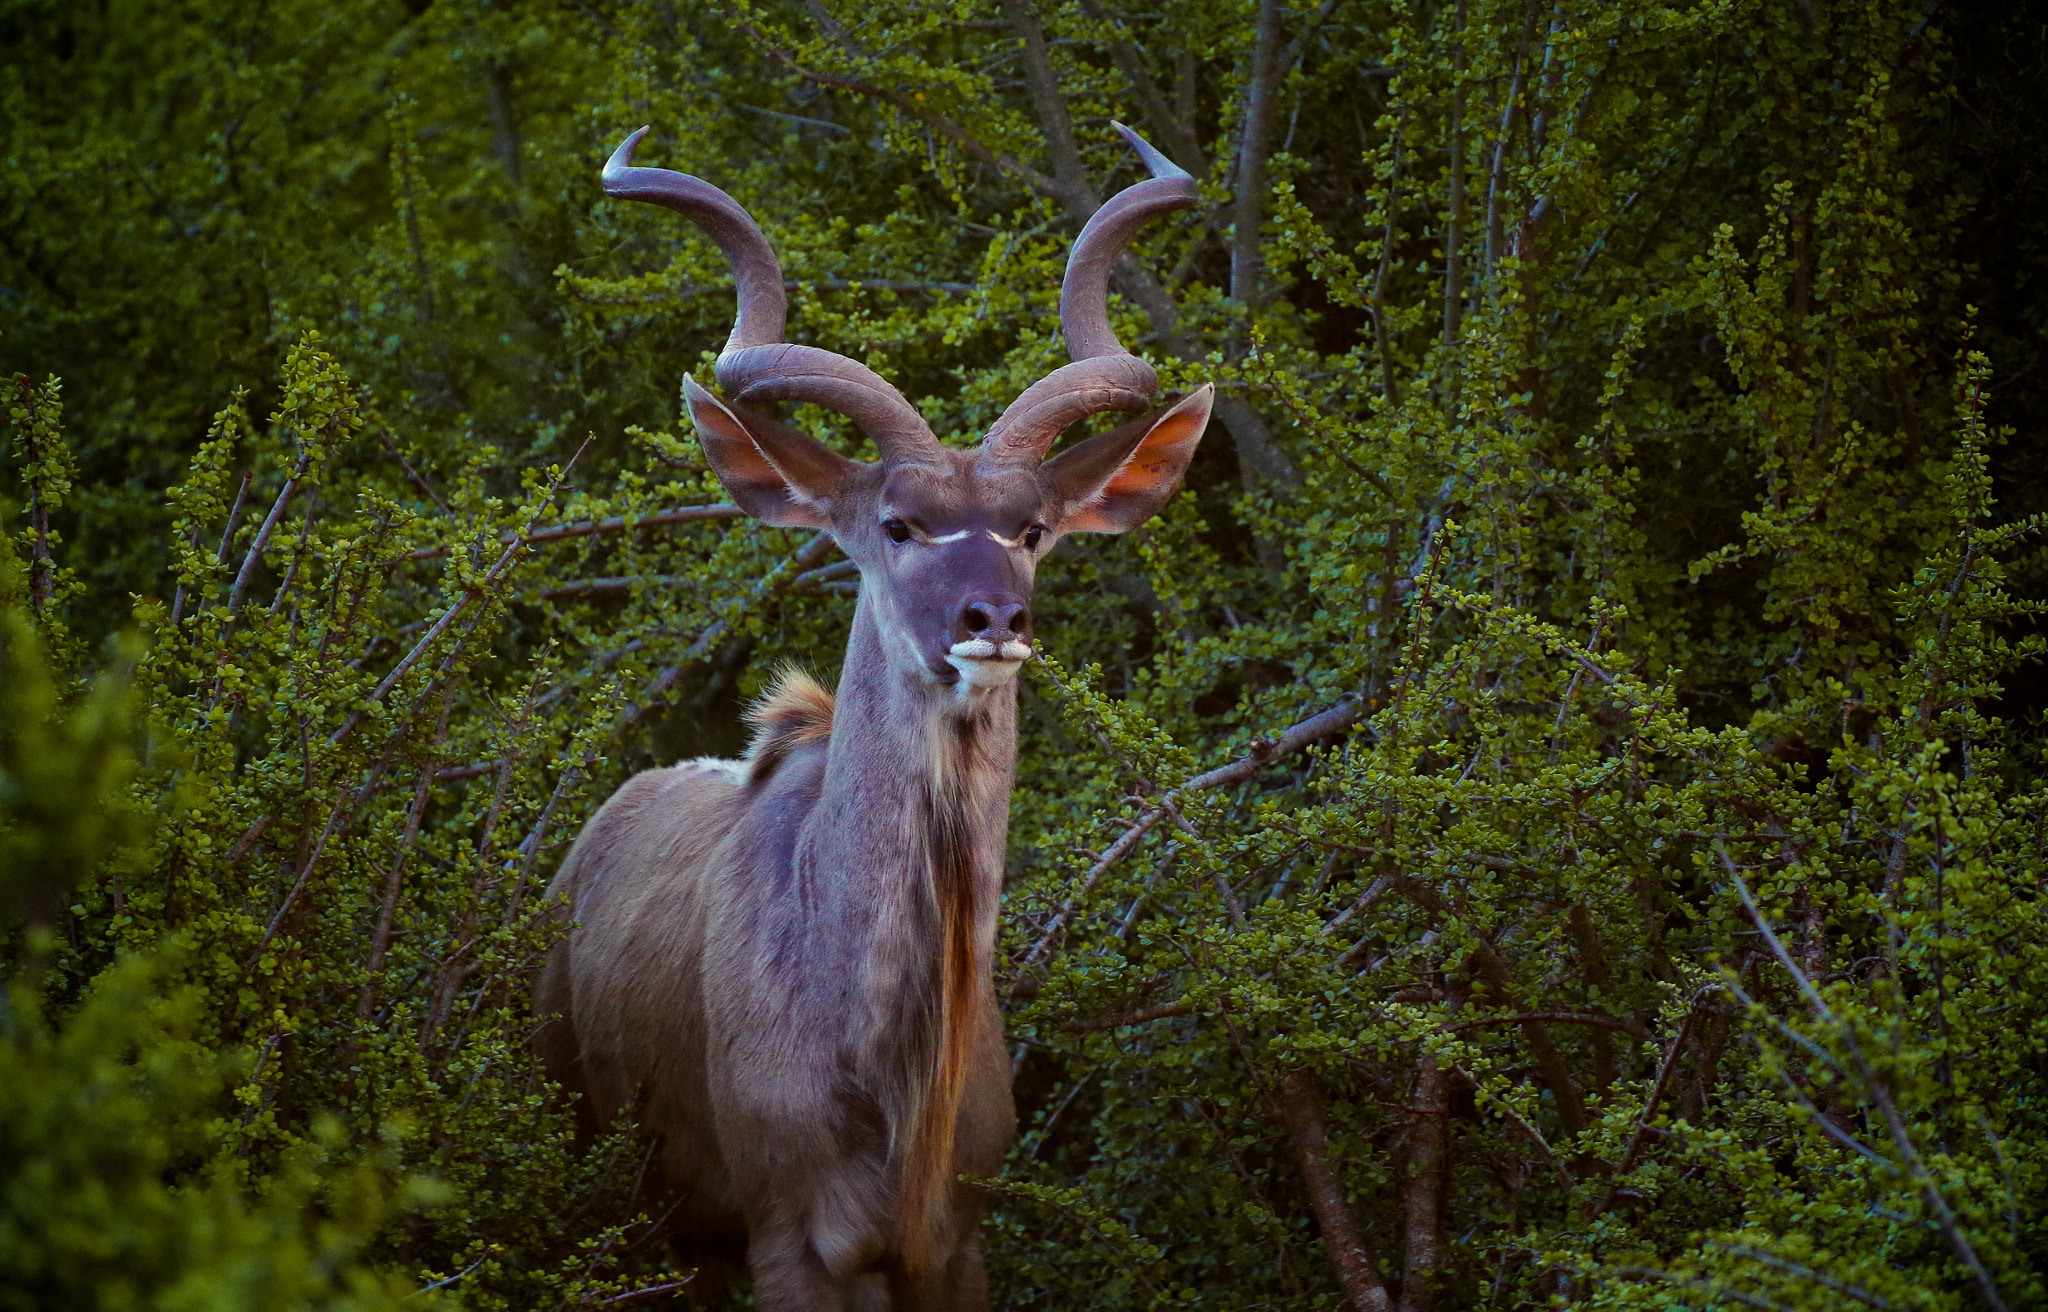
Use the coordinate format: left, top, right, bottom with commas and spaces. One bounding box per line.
562, 277, 974, 308
1609, 1266, 1805, 1312
216, 471, 255, 566
245, 755, 393, 972
1459, 1063, 1574, 1193
616, 532, 840, 728
534, 558, 856, 603
1588, 990, 1708, 1218
1013, 695, 1365, 977
1726, 855, 2010, 1312
354, 696, 453, 1060
10, 374, 66, 619
1276, 0, 1343, 76
403, 502, 742, 562
1370, 106, 1409, 404
1483, 1, 1540, 275
1442, 0, 1468, 347
739, 103, 850, 134
598, 1281, 697, 1306
1709, 1243, 1902, 1310
739, 26, 1063, 200
1449, 1010, 1646, 1039
333, 443, 591, 745
227, 452, 309, 613
1468, 940, 1589, 1137
370, 421, 451, 513
1230, 0, 1285, 319
1060, 996, 1195, 1032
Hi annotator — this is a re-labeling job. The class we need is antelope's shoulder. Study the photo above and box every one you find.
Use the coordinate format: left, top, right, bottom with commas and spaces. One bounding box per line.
598, 758, 751, 829
742, 668, 834, 785
591, 756, 753, 835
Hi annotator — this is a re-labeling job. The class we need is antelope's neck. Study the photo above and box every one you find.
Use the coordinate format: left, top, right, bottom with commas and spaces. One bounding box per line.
799, 604, 1016, 966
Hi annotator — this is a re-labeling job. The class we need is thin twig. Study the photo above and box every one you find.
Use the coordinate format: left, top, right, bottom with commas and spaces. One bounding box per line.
1723, 851, 2009, 1312
1014, 696, 1366, 981
359, 751, 441, 1024
615, 532, 838, 727
535, 558, 856, 602
1061, 997, 1196, 1032
1589, 989, 1707, 1218
227, 453, 310, 613
740, 27, 1061, 199
402, 502, 740, 561
1458, 1063, 1573, 1193
333, 444, 590, 745
1608, 1267, 1798, 1312
245, 757, 392, 971
564, 277, 973, 308
371, 422, 451, 513
1449, 1010, 1645, 1039
409, 1251, 494, 1299
596, 1281, 695, 1306
1708, 1243, 1900, 1310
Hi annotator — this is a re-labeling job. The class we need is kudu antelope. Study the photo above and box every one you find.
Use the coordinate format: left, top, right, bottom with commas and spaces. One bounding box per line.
535, 123, 1213, 1310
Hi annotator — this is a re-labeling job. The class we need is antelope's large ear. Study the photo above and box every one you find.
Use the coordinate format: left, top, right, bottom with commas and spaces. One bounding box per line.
684, 376, 856, 528
1042, 384, 1213, 534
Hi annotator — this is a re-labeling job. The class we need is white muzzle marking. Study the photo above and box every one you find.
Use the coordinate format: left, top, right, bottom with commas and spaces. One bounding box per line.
944, 638, 1032, 694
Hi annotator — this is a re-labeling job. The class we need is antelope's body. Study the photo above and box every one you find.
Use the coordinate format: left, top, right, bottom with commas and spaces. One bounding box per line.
537, 124, 1212, 1310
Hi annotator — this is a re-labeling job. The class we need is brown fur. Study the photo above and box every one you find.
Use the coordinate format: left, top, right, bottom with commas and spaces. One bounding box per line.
743, 668, 835, 784
898, 753, 981, 1272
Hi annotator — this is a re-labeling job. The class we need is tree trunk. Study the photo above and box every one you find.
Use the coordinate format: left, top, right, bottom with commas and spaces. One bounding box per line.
1269, 1069, 1393, 1312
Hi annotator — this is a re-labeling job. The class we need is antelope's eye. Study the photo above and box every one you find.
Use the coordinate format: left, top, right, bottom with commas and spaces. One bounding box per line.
1023, 524, 1046, 551
883, 518, 913, 544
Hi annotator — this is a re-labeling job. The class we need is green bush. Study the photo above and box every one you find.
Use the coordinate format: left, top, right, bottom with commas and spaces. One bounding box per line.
0, 592, 445, 1310
4, 0, 2046, 1306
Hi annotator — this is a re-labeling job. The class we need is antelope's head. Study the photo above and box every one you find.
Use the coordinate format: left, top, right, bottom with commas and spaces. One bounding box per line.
605, 125, 1212, 699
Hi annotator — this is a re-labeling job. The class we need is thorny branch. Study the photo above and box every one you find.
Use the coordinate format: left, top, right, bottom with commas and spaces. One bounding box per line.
617, 532, 840, 727
1724, 854, 2009, 1312
1012, 694, 1366, 983
330, 443, 592, 746
403, 502, 742, 561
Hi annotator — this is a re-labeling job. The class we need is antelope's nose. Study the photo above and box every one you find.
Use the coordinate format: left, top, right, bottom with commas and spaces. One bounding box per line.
956, 594, 1031, 645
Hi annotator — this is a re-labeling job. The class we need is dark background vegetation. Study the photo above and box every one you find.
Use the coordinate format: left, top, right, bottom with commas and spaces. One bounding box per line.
4, 0, 2047, 1306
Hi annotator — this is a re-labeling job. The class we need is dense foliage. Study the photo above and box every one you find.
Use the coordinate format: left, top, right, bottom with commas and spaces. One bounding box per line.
4, 0, 2047, 1306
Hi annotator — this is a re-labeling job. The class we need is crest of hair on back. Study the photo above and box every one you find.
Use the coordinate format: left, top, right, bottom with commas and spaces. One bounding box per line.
743, 668, 835, 784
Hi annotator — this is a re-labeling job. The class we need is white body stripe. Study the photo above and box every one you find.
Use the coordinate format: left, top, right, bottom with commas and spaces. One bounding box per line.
677, 756, 750, 784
